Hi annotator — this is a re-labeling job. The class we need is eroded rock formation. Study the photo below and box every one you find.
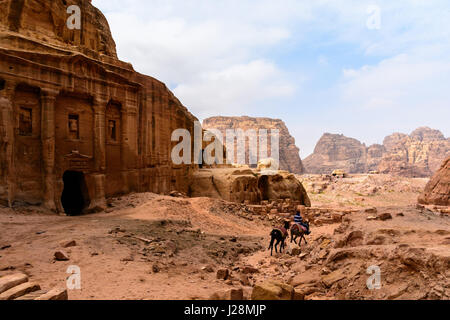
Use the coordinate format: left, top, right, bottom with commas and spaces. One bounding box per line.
418, 156, 450, 206
0, 0, 198, 213
188, 168, 310, 206
303, 127, 450, 177
203, 116, 304, 174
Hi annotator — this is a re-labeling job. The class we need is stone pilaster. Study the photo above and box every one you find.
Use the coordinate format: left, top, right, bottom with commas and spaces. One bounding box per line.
93, 98, 107, 172
0, 81, 16, 206
40, 89, 58, 211
120, 108, 129, 194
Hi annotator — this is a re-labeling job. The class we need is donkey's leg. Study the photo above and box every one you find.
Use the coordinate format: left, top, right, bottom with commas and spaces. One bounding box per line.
269, 235, 275, 256
275, 238, 280, 253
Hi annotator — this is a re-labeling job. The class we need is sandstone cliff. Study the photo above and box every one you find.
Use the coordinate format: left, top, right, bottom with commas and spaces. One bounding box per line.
203, 116, 304, 174
303, 127, 450, 177
418, 156, 450, 206
0, 0, 198, 212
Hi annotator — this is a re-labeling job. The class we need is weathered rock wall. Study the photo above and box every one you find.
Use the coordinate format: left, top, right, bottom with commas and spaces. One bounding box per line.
203, 116, 304, 174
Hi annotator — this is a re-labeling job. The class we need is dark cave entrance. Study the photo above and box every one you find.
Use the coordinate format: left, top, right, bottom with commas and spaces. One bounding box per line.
61, 171, 90, 216
258, 175, 269, 201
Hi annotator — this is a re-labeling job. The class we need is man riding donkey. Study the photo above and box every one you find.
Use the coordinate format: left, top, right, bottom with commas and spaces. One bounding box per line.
290, 207, 311, 245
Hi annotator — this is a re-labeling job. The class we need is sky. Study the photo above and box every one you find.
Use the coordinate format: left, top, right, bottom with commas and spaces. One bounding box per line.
93, 0, 450, 157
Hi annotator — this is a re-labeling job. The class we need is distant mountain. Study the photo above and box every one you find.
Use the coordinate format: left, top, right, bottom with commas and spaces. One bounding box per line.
303, 127, 450, 177
203, 116, 305, 174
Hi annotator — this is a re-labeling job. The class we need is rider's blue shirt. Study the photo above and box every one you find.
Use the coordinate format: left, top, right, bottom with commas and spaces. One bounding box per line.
294, 214, 303, 224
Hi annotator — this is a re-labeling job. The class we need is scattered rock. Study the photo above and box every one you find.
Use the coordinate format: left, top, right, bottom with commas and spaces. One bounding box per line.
54, 251, 70, 261
152, 264, 160, 273
378, 213, 393, 221
61, 240, 77, 248
241, 266, 259, 274
216, 269, 230, 280
365, 207, 378, 214
201, 265, 214, 273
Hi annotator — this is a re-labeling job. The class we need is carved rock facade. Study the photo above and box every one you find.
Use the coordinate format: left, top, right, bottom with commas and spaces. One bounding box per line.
0, 0, 198, 213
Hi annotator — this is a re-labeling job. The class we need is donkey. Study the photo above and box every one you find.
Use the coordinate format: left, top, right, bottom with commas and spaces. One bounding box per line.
290, 220, 310, 246
268, 220, 290, 256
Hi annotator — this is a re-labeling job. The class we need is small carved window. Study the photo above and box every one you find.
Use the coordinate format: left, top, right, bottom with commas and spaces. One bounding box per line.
0, 79, 5, 91
108, 120, 117, 141
19, 107, 32, 136
68, 114, 79, 139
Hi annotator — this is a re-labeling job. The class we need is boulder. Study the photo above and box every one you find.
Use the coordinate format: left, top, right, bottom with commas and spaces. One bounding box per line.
35, 288, 68, 301
0, 282, 40, 300
251, 281, 295, 300
0, 273, 29, 294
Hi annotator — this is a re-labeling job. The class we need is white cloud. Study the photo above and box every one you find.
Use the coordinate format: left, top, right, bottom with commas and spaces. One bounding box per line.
339, 50, 450, 112
173, 60, 296, 118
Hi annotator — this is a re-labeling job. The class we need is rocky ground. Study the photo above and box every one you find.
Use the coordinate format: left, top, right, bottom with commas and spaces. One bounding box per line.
0, 174, 449, 300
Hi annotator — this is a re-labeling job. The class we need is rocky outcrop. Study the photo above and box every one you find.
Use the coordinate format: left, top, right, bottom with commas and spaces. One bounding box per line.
202, 116, 304, 174
188, 168, 310, 206
302, 134, 370, 174
304, 127, 449, 177
418, 156, 450, 206
378, 127, 450, 177
0, 0, 198, 213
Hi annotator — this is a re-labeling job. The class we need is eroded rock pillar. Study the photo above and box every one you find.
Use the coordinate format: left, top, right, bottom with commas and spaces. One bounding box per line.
41, 90, 57, 211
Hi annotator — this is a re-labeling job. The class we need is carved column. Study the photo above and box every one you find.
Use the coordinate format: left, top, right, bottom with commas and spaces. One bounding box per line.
41, 90, 58, 211
90, 98, 107, 210
0, 81, 16, 206
120, 108, 129, 194
93, 98, 107, 172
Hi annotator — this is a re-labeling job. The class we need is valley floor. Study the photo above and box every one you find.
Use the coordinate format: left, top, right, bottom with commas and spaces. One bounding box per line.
0, 174, 449, 300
